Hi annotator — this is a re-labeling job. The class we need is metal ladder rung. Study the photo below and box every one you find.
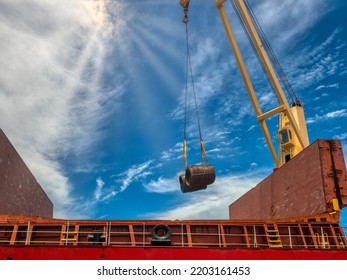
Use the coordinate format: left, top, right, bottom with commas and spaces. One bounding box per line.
268, 239, 281, 243
61, 226, 79, 243
269, 244, 283, 248
61, 238, 77, 241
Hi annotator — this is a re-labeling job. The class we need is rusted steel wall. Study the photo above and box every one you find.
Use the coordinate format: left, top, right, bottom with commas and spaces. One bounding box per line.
328, 140, 347, 207
0, 129, 53, 217
229, 139, 347, 221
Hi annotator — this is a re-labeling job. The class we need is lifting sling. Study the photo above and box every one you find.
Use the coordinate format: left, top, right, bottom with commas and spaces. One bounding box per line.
179, 1, 215, 193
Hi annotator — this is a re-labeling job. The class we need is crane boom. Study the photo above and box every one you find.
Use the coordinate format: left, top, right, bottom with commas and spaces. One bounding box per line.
218, 0, 309, 167
217, 0, 310, 167
180, 0, 309, 167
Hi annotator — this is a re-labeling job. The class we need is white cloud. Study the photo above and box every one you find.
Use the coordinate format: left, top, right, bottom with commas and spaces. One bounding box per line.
333, 133, 347, 141
160, 142, 182, 161
247, 125, 256, 132
26, 151, 73, 217
253, 0, 330, 47
208, 148, 222, 154
144, 176, 179, 194
169, 37, 230, 121
288, 28, 345, 90
314, 83, 339, 91
64, 176, 117, 219
307, 109, 347, 124
259, 92, 276, 108
0, 1, 126, 217
63, 173, 122, 219
116, 160, 153, 192
94, 177, 105, 201
326, 110, 347, 118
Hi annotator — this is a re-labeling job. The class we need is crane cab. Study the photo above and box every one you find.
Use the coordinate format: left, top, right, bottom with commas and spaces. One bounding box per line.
277, 103, 309, 166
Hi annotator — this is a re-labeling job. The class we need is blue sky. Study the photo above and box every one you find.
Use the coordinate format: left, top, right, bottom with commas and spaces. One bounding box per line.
0, 0, 346, 226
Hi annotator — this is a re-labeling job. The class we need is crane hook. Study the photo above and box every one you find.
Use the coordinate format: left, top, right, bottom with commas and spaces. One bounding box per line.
180, 0, 190, 23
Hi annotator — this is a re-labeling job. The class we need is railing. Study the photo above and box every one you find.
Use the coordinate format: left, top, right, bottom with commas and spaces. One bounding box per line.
1, 221, 346, 250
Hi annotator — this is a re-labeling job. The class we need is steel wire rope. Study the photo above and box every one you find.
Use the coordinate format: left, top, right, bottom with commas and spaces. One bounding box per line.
230, 0, 279, 104
181, 13, 209, 170
243, 0, 301, 106
181, 17, 189, 173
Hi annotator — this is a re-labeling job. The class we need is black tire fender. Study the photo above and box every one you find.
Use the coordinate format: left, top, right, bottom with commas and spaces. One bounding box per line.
152, 224, 171, 240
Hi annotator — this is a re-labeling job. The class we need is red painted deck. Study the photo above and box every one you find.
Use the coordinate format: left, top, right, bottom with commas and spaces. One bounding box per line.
1, 246, 347, 260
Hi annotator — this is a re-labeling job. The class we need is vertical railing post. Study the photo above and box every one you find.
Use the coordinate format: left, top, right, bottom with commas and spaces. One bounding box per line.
25, 221, 30, 245
253, 225, 257, 248
288, 226, 292, 248
181, 224, 184, 247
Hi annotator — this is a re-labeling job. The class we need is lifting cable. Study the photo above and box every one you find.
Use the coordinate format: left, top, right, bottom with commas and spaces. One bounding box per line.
180, 2, 208, 174
243, 0, 300, 106
178, 0, 216, 193
231, 0, 301, 106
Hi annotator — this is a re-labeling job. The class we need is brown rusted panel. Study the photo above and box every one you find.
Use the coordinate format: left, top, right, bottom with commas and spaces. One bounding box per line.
328, 140, 347, 207
319, 140, 337, 208
229, 139, 347, 221
0, 129, 53, 218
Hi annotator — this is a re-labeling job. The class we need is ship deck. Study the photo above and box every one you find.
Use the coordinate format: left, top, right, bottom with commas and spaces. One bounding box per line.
1, 215, 347, 259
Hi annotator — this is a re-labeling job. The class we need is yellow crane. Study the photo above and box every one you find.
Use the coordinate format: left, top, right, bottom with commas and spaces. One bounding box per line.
180, 0, 310, 168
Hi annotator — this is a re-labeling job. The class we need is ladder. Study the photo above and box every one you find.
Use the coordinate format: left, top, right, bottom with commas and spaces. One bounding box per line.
315, 232, 330, 249
60, 223, 79, 245
336, 233, 346, 249
265, 224, 282, 248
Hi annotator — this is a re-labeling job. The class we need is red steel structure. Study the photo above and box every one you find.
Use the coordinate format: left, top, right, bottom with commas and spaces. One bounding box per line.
1, 215, 347, 260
